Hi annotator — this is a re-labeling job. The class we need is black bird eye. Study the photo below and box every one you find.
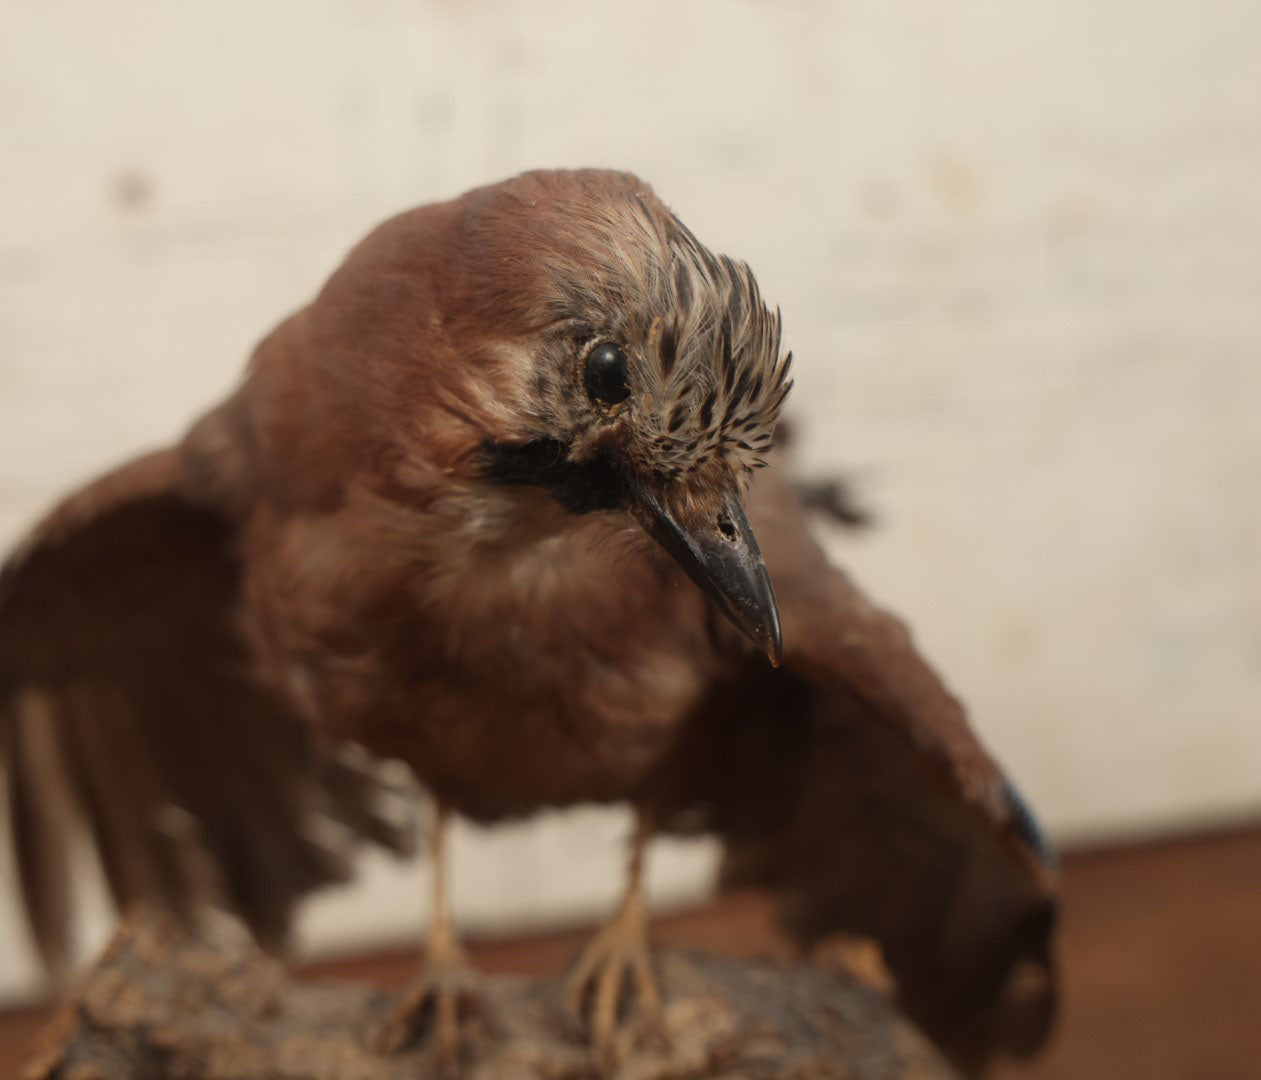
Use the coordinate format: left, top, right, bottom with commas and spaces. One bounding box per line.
584, 343, 631, 406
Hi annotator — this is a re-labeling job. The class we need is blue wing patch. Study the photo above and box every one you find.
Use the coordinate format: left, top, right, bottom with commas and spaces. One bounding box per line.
1002, 779, 1057, 870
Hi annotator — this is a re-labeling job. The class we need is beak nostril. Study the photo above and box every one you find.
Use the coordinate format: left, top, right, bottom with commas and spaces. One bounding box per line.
716, 515, 737, 542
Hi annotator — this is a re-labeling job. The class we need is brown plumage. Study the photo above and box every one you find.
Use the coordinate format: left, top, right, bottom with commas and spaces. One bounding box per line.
0, 169, 1056, 1073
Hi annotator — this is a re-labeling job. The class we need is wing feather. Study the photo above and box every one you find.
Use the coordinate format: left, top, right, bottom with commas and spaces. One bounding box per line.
0, 450, 418, 969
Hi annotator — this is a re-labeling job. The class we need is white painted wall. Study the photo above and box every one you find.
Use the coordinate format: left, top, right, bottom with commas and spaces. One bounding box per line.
2, 0, 1259, 1001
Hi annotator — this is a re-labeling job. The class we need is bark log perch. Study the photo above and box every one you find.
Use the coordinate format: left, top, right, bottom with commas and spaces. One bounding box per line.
24, 906, 959, 1080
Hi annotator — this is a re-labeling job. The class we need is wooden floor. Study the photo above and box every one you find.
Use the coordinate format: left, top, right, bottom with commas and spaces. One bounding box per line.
3, 825, 1258, 1079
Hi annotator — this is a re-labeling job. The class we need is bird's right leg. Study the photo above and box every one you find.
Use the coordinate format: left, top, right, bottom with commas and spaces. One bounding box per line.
372, 800, 484, 1074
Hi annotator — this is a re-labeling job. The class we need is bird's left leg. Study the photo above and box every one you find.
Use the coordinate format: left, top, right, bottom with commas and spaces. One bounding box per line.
564, 810, 664, 1065
372, 800, 484, 1073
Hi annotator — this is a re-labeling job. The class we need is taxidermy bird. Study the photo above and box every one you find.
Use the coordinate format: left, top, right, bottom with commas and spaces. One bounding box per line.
0, 169, 1057, 1074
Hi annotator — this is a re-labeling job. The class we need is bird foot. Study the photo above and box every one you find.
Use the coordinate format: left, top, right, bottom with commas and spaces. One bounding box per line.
371, 940, 487, 1076
564, 894, 665, 1071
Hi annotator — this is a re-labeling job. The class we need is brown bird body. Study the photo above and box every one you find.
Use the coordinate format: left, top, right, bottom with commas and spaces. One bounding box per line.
1, 169, 1057, 1073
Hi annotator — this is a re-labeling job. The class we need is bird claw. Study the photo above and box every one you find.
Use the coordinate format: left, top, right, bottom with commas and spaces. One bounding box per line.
564, 901, 665, 1071
371, 947, 488, 1077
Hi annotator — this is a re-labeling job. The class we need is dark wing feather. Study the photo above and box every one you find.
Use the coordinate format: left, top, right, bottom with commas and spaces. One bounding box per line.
0, 450, 417, 971
654, 474, 1058, 1072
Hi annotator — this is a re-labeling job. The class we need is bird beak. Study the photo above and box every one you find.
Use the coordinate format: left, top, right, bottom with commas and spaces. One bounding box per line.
634, 484, 782, 665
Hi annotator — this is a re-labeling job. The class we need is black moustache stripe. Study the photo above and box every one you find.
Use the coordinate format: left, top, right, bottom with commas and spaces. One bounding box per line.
480, 438, 626, 515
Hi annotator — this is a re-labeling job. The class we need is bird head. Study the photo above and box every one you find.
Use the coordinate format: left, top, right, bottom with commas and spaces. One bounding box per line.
316, 170, 792, 663
465, 170, 792, 664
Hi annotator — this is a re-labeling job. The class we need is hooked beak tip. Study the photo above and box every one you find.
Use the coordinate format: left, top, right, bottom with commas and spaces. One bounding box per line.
764, 611, 783, 667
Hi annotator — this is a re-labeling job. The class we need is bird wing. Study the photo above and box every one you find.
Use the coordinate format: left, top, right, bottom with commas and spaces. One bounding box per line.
655, 472, 1058, 1070
0, 449, 417, 972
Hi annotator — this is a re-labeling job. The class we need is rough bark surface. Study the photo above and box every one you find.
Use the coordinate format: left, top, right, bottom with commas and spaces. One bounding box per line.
24, 908, 959, 1080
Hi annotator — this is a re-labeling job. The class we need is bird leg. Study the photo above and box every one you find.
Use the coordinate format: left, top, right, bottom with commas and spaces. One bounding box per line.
372, 801, 484, 1074
564, 812, 664, 1067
